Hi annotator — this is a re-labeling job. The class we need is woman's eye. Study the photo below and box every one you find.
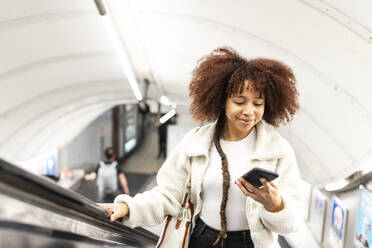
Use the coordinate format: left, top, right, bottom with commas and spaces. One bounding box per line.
254, 103, 263, 106
234, 102, 244, 105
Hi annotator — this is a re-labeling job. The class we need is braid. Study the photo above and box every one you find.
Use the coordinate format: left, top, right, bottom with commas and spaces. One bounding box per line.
212, 110, 230, 246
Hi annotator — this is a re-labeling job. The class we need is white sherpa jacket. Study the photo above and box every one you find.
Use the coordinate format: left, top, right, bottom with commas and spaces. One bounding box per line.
115, 121, 304, 248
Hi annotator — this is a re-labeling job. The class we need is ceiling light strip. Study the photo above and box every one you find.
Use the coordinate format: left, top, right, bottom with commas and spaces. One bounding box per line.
100, 1, 143, 101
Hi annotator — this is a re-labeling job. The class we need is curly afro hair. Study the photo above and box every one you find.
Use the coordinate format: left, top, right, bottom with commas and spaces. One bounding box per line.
189, 47, 299, 127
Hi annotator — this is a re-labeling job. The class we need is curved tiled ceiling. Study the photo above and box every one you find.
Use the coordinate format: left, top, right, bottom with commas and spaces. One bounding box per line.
0, 0, 371, 186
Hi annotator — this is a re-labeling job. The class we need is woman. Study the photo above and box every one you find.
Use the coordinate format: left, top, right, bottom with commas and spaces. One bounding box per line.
100, 47, 303, 248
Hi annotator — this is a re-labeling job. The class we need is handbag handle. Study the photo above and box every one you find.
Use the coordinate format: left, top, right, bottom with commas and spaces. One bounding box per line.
178, 157, 192, 214
156, 158, 194, 248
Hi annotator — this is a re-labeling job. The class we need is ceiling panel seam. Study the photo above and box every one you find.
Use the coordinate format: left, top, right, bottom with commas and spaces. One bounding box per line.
286, 131, 329, 180
297, 0, 372, 43
300, 107, 356, 160
36, 106, 117, 155
329, 149, 372, 182
290, 153, 315, 184
10, 103, 116, 160
14, 98, 126, 156
0, 78, 126, 117
0, 95, 127, 157
0, 51, 114, 80
0, 11, 98, 31
0, 79, 128, 142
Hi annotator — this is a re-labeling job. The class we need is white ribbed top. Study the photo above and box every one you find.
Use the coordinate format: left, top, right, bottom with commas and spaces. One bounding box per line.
199, 128, 256, 231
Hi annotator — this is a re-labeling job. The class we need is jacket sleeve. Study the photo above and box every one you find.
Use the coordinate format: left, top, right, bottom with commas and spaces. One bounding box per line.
259, 141, 304, 235
113, 128, 196, 228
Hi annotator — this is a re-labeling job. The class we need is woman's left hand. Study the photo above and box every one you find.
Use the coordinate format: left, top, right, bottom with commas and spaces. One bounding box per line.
236, 177, 284, 212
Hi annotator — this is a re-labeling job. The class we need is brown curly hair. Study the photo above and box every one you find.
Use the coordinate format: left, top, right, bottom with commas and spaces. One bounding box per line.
189, 46, 299, 127
188, 47, 299, 245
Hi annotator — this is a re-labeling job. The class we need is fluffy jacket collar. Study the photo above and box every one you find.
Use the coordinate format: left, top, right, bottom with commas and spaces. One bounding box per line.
185, 121, 286, 161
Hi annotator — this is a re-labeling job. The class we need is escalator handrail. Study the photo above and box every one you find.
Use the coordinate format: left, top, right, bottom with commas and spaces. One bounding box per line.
0, 157, 159, 246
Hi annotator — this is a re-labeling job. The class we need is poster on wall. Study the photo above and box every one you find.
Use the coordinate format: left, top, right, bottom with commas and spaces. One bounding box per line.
45, 152, 57, 176
308, 188, 327, 243
354, 186, 372, 248
124, 104, 137, 153
326, 195, 348, 248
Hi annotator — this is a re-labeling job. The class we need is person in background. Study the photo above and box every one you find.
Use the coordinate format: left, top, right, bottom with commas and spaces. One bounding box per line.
157, 119, 169, 159
85, 147, 130, 202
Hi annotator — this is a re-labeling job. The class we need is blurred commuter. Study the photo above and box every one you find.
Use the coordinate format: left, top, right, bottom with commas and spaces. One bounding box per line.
99, 47, 303, 248
85, 147, 130, 202
157, 120, 168, 159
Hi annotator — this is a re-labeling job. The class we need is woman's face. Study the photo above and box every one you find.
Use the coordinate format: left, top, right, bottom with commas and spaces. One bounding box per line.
223, 80, 265, 140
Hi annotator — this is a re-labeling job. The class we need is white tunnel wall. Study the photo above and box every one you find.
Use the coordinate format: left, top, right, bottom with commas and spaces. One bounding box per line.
119, 0, 372, 185
0, 0, 371, 187
0, 0, 143, 161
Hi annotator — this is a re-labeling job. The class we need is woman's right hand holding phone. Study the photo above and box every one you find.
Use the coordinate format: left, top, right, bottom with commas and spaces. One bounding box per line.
98, 203, 129, 222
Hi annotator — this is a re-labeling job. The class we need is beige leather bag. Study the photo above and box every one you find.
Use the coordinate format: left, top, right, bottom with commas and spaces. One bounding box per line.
156, 160, 194, 248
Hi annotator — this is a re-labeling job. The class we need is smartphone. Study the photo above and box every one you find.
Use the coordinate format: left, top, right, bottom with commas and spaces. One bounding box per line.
241, 167, 279, 188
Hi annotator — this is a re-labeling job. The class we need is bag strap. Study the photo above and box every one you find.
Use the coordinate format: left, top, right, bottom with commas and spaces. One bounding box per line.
156, 158, 194, 248
180, 157, 192, 208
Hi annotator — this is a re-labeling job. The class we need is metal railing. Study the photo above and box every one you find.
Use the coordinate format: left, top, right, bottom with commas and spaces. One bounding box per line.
0, 158, 158, 248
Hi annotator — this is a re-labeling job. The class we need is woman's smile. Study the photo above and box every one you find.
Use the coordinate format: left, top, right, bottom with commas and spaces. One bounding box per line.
237, 118, 254, 126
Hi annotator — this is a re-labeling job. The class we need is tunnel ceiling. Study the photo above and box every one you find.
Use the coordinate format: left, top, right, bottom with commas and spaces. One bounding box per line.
0, 0, 371, 186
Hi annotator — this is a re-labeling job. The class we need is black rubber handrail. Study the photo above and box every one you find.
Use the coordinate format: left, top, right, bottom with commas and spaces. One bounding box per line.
0, 158, 158, 247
